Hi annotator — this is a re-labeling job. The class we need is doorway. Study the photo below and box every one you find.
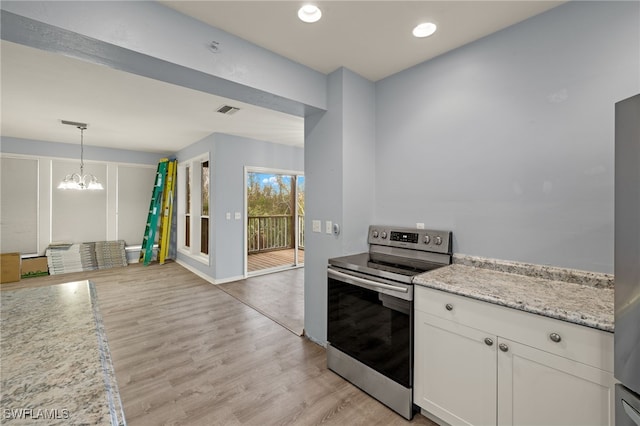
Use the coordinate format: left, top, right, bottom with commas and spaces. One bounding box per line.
245, 168, 304, 275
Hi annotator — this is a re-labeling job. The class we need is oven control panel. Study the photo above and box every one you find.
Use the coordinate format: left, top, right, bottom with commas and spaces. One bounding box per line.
368, 225, 452, 254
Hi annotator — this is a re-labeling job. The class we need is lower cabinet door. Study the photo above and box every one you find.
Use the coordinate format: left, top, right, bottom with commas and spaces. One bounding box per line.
497, 337, 616, 426
414, 311, 497, 426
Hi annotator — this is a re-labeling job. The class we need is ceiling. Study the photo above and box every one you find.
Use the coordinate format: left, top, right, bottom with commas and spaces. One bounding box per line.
161, 1, 563, 82
0, 41, 305, 153
1, 1, 563, 153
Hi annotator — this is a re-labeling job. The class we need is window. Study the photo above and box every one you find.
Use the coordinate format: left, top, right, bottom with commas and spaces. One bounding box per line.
201, 161, 209, 255
177, 155, 210, 264
185, 165, 191, 248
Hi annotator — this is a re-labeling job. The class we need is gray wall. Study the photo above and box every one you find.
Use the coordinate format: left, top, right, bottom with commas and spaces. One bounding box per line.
1, 136, 166, 165
375, 1, 640, 273
213, 133, 304, 280
175, 133, 304, 282
3, 1, 637, 347
304, 68, 376, 343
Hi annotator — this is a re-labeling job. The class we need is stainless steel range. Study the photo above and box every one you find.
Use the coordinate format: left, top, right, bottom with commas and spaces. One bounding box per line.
327, 225, 452, 420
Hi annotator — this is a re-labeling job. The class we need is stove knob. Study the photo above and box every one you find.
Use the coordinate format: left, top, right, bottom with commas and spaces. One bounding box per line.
381, 231, 388, 239
372, 230, 379, 238
434, 236, 443, 245
423, 235, 431, 244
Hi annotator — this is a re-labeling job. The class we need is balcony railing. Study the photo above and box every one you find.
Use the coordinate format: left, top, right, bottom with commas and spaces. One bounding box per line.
248, 215, 305, 253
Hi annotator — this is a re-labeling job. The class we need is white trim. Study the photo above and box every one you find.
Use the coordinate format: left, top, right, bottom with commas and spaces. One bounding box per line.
36, 158, 41, 254
114, 164, 119, 242
176, 153, 211, 265
244, 166, 304, 277
48, 159, 53, 248
305, 333, 327, 348
175, 259, 243, 285
243, 166, 249, 277
0, 151, 159, 168
213, 275, 245, 285
248, 264, 304, 278
175, 259, 216, 284
177, 240, 210, 266
199, 158, 210, 257
245, 165, 304, 176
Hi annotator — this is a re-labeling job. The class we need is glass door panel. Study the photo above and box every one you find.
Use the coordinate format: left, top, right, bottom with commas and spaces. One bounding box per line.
246, 171, 303, 274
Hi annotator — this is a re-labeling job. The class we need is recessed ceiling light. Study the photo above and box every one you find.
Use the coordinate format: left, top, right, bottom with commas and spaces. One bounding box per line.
298, 4, 322, 23
413, 22, 437, 38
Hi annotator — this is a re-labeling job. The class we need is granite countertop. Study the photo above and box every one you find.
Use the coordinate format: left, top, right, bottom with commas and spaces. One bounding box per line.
413, 254, 614, 332
1, 281, 125, 425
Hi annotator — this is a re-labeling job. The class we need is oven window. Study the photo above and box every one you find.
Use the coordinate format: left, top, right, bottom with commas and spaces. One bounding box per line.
327, 277, 412, 387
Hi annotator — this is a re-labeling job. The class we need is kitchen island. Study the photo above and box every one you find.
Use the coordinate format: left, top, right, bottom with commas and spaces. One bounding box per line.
0, 281, 125, 425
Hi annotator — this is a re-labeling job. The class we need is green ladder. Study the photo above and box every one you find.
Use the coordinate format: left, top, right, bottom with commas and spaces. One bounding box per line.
140, 159, 169, 265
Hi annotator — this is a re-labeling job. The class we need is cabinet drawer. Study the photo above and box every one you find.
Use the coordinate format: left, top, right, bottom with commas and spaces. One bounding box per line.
415, 285, 614, 372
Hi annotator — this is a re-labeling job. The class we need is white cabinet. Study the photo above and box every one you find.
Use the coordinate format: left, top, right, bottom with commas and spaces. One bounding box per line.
414, 286, 616, 426
415, 310, 497, 425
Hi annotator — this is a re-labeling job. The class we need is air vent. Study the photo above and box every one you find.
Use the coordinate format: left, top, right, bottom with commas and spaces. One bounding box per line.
216, 105, 240, 115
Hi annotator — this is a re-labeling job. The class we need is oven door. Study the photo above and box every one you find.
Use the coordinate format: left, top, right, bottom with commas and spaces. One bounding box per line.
327, 267, 413, 388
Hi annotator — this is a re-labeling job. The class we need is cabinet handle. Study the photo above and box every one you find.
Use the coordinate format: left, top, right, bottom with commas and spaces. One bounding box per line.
484, 338, 494, 346
445, 303, 453, 311
499, 343, 509, 352
549, 333, 562, 343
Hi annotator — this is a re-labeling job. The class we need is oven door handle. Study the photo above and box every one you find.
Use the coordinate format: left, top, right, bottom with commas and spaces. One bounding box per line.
328, 269, 408, 293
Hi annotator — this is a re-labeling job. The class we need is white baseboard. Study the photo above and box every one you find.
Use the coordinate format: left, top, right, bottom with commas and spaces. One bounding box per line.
213, 275, 245, 284
174, 259, 244, 285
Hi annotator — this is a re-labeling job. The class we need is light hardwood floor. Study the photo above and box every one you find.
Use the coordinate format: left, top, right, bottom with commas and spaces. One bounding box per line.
1, 262, 436, 425
218, 268, 304, 336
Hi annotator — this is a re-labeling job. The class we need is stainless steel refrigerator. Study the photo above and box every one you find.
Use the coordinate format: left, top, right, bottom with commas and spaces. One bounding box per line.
615, 93, 640, 426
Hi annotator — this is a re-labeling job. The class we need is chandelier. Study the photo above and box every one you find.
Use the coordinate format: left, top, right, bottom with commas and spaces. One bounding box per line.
57, 120, 104, 191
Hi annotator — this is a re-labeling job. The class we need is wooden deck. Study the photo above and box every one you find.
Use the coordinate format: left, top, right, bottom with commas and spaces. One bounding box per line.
247, 248, 304, 272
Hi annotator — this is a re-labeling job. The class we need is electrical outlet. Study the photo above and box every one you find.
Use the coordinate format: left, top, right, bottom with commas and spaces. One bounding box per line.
416, 223, 425, 229
226, 212, 231, 220
234, 212, 241, 220
326, 221, 333, 234
312, 220, 321, 233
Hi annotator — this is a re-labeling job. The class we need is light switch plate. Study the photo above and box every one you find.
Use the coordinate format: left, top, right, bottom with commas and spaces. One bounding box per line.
312, 220, 321, 233
234, 212, 241, 220
326, 221, 332, 234
226, 212, 231, 220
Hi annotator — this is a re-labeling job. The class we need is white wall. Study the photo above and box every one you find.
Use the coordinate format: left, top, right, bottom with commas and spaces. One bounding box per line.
375, 1, 640, 273
0, 137, 163, 254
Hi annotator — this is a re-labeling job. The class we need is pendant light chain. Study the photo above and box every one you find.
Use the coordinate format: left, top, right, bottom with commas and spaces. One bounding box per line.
57, 120, 104, 191
79, 125, 85, 178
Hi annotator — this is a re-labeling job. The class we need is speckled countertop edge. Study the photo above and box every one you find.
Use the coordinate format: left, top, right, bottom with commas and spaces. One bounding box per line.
89, 282, 127, 426
0, 281, 127, 425
413, 255, 614, 332
452, 254, 614, 289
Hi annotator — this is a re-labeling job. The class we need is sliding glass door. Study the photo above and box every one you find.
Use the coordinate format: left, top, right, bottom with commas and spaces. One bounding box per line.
246, 169, 304, 275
